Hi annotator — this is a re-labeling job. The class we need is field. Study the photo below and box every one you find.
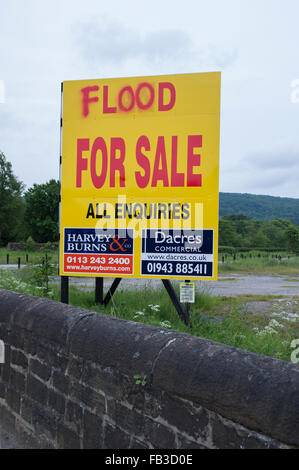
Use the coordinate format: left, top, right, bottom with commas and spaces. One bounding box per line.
3, 247, 298, 274
219, 250, 299, 275
0, 248, 58, 266
0, 248, 299, 364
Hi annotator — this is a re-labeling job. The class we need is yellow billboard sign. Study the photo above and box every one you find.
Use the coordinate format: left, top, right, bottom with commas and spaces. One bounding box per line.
59, 72, 221, 280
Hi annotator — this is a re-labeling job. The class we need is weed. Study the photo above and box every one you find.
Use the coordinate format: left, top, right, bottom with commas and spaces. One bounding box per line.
134, 374, 147, 386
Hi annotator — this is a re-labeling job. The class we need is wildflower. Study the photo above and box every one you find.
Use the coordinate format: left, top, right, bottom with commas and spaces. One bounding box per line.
257, 326, 278, 336
160, 321, 172, 329
272, 311, 289, 319
133, 311, 145, 319
284, 313, 299, 323
148, 304, 160, 312
268, 319, 284, 329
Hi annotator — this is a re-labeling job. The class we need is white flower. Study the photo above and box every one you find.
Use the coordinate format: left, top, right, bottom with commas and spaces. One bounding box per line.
160, 321, 172, 329
148, 304, 160, 312
271, 312, 282, 317
257, 326, 278, 336
269, 319, 284, 329
264, 326, 278, 334
134, 311, 145, 319
284, 313, 299, 322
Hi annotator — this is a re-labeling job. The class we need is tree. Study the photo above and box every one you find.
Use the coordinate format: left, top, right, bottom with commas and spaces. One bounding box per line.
0, 151, 24, 246
262, 219, 290, 250
219, 218, 243, 247
247, 229, 270, 249
24, 179, 59, 243
285, 226, 299, 253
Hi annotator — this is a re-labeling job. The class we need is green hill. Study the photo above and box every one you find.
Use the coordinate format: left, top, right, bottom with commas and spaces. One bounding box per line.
219, 193, 299, 225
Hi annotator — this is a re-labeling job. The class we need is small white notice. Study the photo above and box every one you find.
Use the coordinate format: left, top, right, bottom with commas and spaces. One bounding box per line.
180, 282, 195, 303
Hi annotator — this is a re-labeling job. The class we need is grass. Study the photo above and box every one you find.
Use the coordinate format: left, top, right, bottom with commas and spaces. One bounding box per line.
0, 268, 298, 363
235, 294, 286, 302
219, 253, 299, 275
1, 247, 299, 275
0, 248, 58, 265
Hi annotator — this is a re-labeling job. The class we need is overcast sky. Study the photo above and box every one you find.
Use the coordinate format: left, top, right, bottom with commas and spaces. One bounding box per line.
0, 0, 299, 198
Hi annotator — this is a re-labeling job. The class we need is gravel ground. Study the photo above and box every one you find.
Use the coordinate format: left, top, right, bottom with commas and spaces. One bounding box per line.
1, 265, 299, 298
52, 273, 299, 298
0, 264, 27, 270
199, 274, 299, 297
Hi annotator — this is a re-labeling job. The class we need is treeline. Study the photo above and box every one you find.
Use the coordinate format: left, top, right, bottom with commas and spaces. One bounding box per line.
0, 151, 59, 246
1, 151, 299, 251
220, 214, 299, 253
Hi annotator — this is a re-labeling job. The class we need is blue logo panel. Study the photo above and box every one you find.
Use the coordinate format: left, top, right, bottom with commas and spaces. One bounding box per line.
141, 229, 214, 278
64, 228, 134, 255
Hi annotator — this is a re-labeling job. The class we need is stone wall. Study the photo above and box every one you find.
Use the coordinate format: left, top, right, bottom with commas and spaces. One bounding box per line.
0, 288, 298, 449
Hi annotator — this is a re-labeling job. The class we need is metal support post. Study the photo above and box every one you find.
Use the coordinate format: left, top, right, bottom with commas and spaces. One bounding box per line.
162, 279, 189, 327
95, 277, 104, 305
61, 276, 69, 304
103, 278, 122, 307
